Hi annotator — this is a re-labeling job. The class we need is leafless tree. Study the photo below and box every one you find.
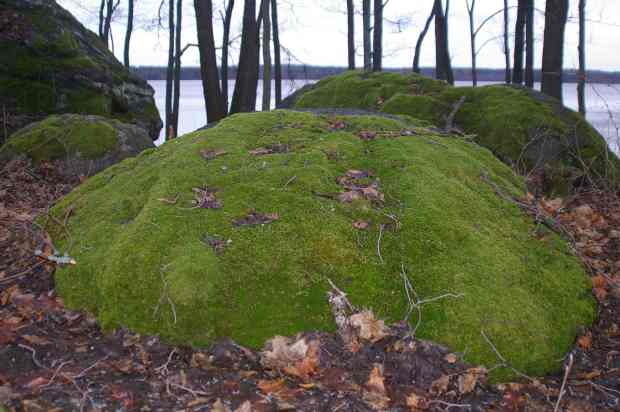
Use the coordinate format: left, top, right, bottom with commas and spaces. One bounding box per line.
123, 0, 134, 67
578, 0, 586, 115
541, 0, 569, 102
362, 0, 371, 71
434, 0, 453, 84
230, 0, 260, 114
512, 0, 526, 84
271, 0, 282, 106
195, 0, 227, 122
413, 4, 434, 74
165, 0, 175, 138
503, 0, 510, 83
262, 0, 271, 110
220, 0, 235, 113
347, 0, 355, 70
524, 0, 534, 88
171, 0, 183, 137
372, 0, 383, 71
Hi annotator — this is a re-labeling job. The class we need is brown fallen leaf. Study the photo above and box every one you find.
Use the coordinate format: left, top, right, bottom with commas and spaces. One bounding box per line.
257, 378, 287, 395
366, 364, 386, 395
406, 392, 428, 411
349, 310, 390, 342
261, 336, 320, 380
337, 190, 363, 203
21, 334, 51, 346
458, 367, 487, 394
594, 287, 608, 302
234, 401, 253, 412
358, 131, 377, 141
233, 211, 280, 227
430, 374, 450, 395
211, 399, 230, 412
200, 149, 227, 160
577, 332, 593, 351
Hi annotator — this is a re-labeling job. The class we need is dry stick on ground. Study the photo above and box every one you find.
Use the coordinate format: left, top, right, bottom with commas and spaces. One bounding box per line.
0, 261, 45, 285
480, 328, 534, 382
427, 399, 472, 410
18, 343, 47, 370
444, 96, 466, 131
553, 353, 574, 412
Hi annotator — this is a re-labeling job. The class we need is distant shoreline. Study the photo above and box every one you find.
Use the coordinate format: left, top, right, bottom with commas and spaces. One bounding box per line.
134, 65, 620, 84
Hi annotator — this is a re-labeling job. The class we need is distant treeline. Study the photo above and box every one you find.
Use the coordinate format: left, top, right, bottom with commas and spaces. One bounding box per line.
134, 65, 620, 84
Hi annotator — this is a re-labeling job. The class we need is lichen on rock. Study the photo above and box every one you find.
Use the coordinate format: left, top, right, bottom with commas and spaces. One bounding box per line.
0, 0, 162, 140
47, 110, 594, 381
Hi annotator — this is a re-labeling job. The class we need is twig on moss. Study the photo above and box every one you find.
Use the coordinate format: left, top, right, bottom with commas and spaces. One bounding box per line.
283, 175, 297, 188
481, 328, 534, 382
376, 224, 385, 264
554, 353, 574, 412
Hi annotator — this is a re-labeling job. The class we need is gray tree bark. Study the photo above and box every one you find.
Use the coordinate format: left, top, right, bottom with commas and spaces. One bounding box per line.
221, 0, 234, 114
271, 0, 282, 105
525, 0, 534, 87
230, 0, 260, 114
262, 0, 271, 111
347, 0, 355, 70
512, 0, 526, 84
578, 0, 586, 115
372, 0, 382, 71
362, 0, 371, 72
413, 5, 434, 73
123, 0, 134, 67
541, 0, 569, 102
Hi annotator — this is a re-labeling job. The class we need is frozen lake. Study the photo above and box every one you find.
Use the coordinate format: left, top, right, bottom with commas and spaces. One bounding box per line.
149, 79, 620, 154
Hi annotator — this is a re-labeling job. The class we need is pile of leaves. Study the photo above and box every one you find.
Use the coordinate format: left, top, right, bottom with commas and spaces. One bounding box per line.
1, 158, 620, 411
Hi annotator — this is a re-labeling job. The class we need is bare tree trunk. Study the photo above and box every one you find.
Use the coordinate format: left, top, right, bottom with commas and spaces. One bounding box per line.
123, 0, 134, 67
98, 0, 105, 38
103, 0, 113, 46
262, 0, 271, 111
220, 0, 234, 114
503, 0, 510, 83
271, 0, 282, 106
165, 0, 175, 140
433, 0, 453, 84
525, 0, 534, 88
466, 0, 477, 86
577, 0, 586, 115
372, 0, 382, 71
347, 0, 355, 70
195, 0, 227, 123
413, 5, 434, 73
362, 0, 371, 72
171, 0, 182, 137
230, 0, 260, 114
512, 0, 526, 84
541, 0, 569, 102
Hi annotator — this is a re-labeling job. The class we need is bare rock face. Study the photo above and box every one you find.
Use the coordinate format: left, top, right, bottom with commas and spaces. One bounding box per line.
0, 0, 162, 142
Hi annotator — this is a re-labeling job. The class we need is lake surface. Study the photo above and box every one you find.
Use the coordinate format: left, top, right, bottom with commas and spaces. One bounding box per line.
148, 79, 620, 154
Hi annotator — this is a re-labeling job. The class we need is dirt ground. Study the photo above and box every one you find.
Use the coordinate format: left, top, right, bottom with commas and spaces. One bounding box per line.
1, 159, 619, 411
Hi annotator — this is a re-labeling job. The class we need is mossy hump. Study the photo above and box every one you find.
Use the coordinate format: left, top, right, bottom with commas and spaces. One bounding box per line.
48, 110, 594, 381
291, 71, 619, 194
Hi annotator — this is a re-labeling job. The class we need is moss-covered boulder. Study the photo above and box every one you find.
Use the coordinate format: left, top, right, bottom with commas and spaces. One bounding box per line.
0, 0, 162, 141
1, 114, 154, 176
47, 110, 594, 380
291, 71, 619, 194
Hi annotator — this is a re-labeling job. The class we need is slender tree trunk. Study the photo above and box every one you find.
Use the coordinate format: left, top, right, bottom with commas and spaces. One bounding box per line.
413, 5, 434, 73
372, 0, 383, 71
98, 0, 105, 38
433, 0, 453, 84
512, 0, 526, 84
172, 0, 182, 137
195, 0, 227, 123
577, 0, 586, 115
221, 0, 234, 113
271, 0, 282, 106
466, 0, 476, 86
362, 0, 371, 72
103, 0, 113, 46
503, 0, 511, 83
347, 0, 355, 70
525, 0, 534, 87
123, 0, 134, 67
230, 0, 260, 114
541, 0, 569, 102
165, 0, 175, 140
262, 0, 271, 111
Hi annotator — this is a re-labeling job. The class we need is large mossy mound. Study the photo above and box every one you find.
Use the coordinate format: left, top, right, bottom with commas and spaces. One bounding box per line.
292, 71, 619, 194
1, 114, 154, 175
0, 0, 162, 139
47, 110, 594, 380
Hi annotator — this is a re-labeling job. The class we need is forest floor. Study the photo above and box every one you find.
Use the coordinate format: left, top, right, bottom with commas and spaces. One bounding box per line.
1, 159, 620, 411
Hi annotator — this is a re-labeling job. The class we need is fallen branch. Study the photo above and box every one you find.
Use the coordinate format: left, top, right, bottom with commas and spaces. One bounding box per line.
553, 353, 574, 412
18, 343, 47, 370
445, 96, 466, 131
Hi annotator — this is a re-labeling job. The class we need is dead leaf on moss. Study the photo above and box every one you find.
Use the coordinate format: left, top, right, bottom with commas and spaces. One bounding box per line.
328, 120, 347, 131
200, 149, 227, 160
233, 211, 280, 226
349, 310, 390, 342
337, 190, 363, 203
249, 144, 289, 156
358, 131, 377, 141
261, 336, 320, 380
192, 187, 222, 209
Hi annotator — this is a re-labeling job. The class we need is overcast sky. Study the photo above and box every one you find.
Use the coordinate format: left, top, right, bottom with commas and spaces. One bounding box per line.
58, 0, 620, 71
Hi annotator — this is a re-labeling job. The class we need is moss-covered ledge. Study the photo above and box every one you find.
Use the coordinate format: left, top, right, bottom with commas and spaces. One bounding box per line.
46, 110, 594, 381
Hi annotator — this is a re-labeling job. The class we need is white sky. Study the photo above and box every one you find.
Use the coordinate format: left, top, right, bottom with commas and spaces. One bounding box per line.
58, 0, 620, 71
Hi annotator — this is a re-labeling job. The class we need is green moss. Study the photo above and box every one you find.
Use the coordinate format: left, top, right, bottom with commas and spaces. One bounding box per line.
1, 115, 118, 161
47, 110, 594, 381
66, 89, 111, 116
381, 93, 449, 124
295, 71, 447, 110
293, 72, 619, 193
